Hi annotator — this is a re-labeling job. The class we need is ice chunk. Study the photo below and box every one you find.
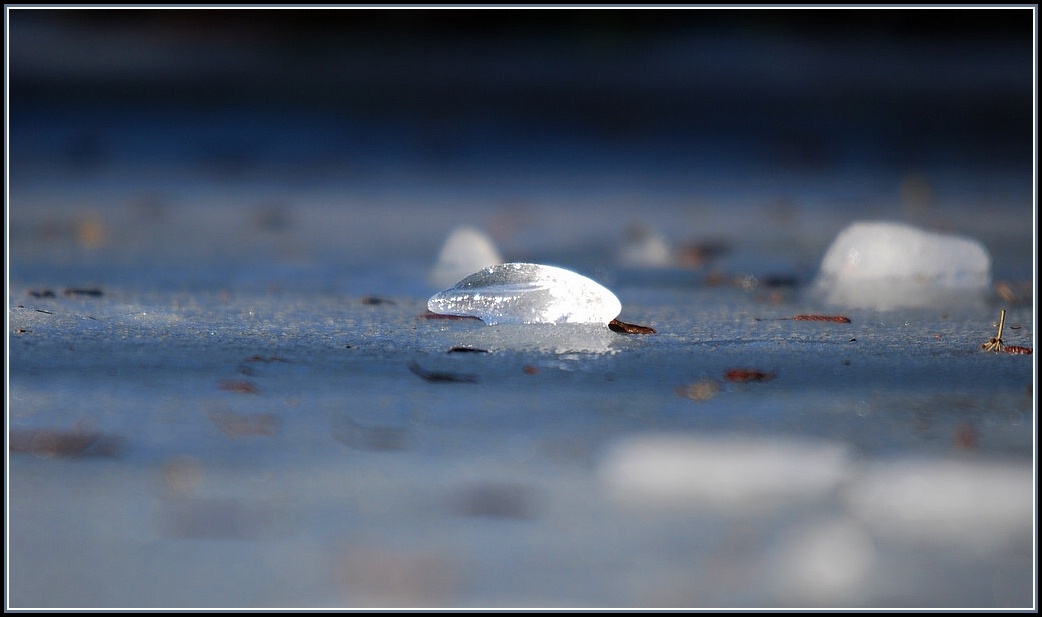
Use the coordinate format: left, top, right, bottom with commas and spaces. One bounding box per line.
429, 226, 503, 289
427, 263, 622, 325
597, 434, 853, 513
809, 220, 991, 310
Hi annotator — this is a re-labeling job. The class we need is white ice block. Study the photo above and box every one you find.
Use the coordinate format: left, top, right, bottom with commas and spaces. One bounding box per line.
809, 220, 991, 309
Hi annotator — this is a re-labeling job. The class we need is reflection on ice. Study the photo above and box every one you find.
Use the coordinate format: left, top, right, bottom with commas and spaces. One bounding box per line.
436, 323, 619, 354
427, 263, 622, 326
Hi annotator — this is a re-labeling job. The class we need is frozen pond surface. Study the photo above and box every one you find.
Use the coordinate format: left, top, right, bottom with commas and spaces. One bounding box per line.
5, 8, 1037, 610
7, 191, 1035, 608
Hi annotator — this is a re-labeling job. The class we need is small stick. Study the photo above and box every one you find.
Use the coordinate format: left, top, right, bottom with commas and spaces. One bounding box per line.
981, 309, 1006, 352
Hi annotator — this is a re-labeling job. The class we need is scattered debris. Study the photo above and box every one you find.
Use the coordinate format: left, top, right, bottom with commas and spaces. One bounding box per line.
792, 314, 852, 323
9, 427, 123, 458
447, 346, 489, 354
675, 379, 721, 401
244, 355, 291, 363
1002, 346, 1032, 355
208, 410, 281, 438
704, 271, 798, 290
725, 369, 777, 383
705, 272, 759, 290
677, 239, 730, 267
218, 379, 259, 394
417, 311, 482, 321
362, 296, 396, 306
28, 289, 56, 298
63, 287, 104, 298
449, 482, 537, 519
994, 280, 1033, 306
408, 360, 478, 384
756, 314, 852, 323
608, 318, 656, 334
980, 309, 1032, 354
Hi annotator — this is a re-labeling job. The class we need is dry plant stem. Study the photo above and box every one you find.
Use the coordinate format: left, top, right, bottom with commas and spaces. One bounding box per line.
981, 309, 1006, 352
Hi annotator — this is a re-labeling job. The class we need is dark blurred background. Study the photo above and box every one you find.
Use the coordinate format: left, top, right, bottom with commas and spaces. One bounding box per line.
7, 7, 1034, 188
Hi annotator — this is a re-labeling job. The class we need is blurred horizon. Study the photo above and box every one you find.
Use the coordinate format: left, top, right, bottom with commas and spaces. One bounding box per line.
8, 7, 1035, 186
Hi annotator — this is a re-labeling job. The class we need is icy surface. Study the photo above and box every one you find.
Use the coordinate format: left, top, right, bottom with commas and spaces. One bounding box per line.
427, 263, 623, 325
429, 226, 503, 289
810, 220, 992, 310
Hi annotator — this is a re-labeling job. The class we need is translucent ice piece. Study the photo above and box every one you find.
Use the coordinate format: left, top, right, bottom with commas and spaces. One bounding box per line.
809, 220, 992, 310
429, 226, 503, 289
427, 263, 622, 325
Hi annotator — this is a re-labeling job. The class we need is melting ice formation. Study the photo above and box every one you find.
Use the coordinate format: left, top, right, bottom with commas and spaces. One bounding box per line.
809, 220, 992, 310
427, 263, 622, 325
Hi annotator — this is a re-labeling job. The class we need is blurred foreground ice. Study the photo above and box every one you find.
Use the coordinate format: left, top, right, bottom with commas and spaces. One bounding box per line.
809, 220, 992, 310
598, 433, 1031, 554
598, 434, 853, 512
427, 263, 622, 325
597, 434, 1033, 605
846, 458, 1033, 555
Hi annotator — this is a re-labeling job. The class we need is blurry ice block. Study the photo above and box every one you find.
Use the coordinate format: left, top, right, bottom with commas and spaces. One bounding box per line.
809, 220, 991, 310
845, 458, 1032, 555
430, 226, 503, 289
597, 434, 853, 513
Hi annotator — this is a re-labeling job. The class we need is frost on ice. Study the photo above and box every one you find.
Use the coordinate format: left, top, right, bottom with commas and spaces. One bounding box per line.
429, 226, 503, 289
809, 220, 992, 310
427, 263, 622, 325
